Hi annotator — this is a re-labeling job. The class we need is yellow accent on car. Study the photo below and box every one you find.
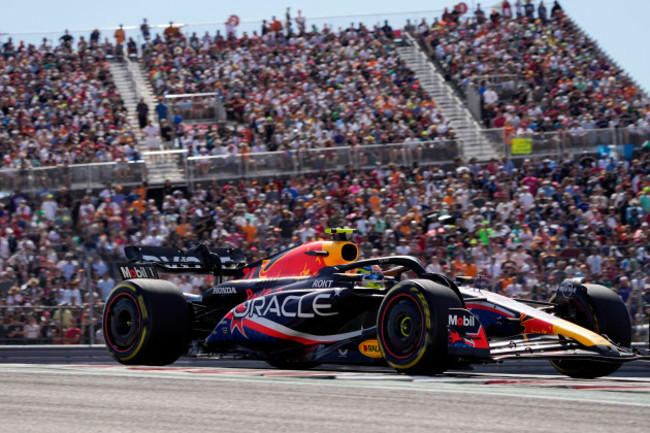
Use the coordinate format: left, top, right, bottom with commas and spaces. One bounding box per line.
552, 317, 612, 347
119, 328, 147, 362
121, 283, 137, 292
138, 295, 148, 320
321, 241, 359, 266
358, 340, 383, 359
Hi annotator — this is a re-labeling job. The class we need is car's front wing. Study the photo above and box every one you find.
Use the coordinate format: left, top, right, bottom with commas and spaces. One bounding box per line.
489, 334, 650, 363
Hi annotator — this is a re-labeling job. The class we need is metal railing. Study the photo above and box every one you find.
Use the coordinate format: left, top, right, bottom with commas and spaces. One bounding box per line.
165, 93, 226, 125
186, 140, 460, 189
1, 10, 446, 50
475, 127, 649, 160
0, 304, 103, 346
3, 126, 648, 195
0, 161, 146, 195
124, 54, 151, 102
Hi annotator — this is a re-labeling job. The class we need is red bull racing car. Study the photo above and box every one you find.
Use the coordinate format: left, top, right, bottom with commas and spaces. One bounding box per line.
103, 229, 648, 378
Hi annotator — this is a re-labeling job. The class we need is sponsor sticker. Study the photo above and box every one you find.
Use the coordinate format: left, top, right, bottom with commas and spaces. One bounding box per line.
213, 286, 236, 295
233, 293, 337, 319
118, 265, 158, 280
558, 284, 578, 299
358, 340, 383, 359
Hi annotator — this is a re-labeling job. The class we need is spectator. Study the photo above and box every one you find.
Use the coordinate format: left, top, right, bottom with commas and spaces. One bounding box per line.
23, 316, 41, 344
97, 274, 115, 301
4, 314, 24, 344
137, 98, 149, 129
141, 18, 151, 41
269, 16, 283, 34
295, 10, 306, 35
538, 1, 548, 24
114, 24, 126, 52
155, 97, 169, 125
164, 21, 181, 42
90, 29, 100, 46
60, 29, 73, 48
551, 0, 563, 17
502, 1, 513, 19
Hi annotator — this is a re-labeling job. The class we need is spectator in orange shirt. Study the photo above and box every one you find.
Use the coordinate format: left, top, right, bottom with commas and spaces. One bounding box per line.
443, 188, 455, 206
269, 16, 283, 33
463, 261, 478, 278
164, 22, 180, 41
114, 24, 125, 49
242, 221, 257, 244
175, 216, 192, 238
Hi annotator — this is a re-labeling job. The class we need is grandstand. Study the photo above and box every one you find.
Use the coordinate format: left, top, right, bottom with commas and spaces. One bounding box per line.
0, 4, 649, 345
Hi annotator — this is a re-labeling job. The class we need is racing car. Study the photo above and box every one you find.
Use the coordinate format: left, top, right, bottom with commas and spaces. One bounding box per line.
103, 229, 648, 378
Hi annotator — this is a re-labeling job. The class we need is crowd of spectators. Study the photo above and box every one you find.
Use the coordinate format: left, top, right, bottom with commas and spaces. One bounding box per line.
1, 150, 650, 343
0, 32, 140, 172
140, 19, 458, 157
417, 1, 650, 136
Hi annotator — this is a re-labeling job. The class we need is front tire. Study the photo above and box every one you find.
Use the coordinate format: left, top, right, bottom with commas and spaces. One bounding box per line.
377, 279, 463, 375
549, 283, 631, 378
103, 279, 190, 366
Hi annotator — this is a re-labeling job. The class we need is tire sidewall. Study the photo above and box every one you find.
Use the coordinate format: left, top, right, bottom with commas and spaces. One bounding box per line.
377, 279, 462, 374
103, 279, 190, 365
377, 283, 433, 370
103, 282, 152, 363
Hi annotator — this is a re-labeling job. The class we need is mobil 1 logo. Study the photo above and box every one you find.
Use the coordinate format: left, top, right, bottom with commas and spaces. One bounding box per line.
118, 264, 159, 280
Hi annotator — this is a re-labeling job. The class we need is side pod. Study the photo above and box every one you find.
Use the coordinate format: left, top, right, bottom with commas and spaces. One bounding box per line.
447, 308, 491, 360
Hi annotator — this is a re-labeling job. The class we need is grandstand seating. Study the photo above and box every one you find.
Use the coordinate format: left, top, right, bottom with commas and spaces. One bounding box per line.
140, 25, 458, 156
0, 39, 138, 170
419, 8, 649, 134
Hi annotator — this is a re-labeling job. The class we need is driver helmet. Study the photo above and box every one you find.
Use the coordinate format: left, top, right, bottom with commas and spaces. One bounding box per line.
360, 265, 385, 290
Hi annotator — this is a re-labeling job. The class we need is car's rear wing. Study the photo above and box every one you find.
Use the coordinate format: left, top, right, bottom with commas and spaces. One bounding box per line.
119, 244, 247, 282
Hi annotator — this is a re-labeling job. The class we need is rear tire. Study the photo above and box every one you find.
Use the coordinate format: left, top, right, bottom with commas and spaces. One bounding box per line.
103, 279, 190, 366
549, 283, 631, 378
377, 279, 463, 375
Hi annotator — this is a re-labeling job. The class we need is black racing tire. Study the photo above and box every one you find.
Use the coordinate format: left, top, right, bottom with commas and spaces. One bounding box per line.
377, 279, 464, 375
549, 283, 631, 379
103, 279, 191, 366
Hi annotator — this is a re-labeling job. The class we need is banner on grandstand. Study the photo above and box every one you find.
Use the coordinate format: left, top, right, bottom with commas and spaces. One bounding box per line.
597, 144, 634, 161
511, 138, 532, 155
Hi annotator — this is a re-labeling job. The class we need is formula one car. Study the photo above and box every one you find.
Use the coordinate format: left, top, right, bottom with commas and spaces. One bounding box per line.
103, 229, 648, 378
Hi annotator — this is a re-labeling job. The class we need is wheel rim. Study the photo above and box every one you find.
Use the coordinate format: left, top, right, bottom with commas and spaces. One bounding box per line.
105, 293, 142, 353
380, 294, 425, 359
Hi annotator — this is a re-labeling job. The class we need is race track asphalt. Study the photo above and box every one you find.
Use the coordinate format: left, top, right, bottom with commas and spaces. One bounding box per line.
0, 362, 648, 433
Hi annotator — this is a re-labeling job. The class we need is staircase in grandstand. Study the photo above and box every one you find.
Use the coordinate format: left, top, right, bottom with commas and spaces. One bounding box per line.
108, 57, 187, 184
396, 34, 500, 162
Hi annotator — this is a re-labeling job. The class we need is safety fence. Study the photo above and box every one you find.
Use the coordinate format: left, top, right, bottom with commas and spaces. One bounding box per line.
0, 161, 146, 195
0, 140, 460, 195
164, 93, 226, 125
480, 127, 650, 161
0, 304, 103, 346
0, 300, 647, 347
1, 126, 648, 195
186, 140, 460, 189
